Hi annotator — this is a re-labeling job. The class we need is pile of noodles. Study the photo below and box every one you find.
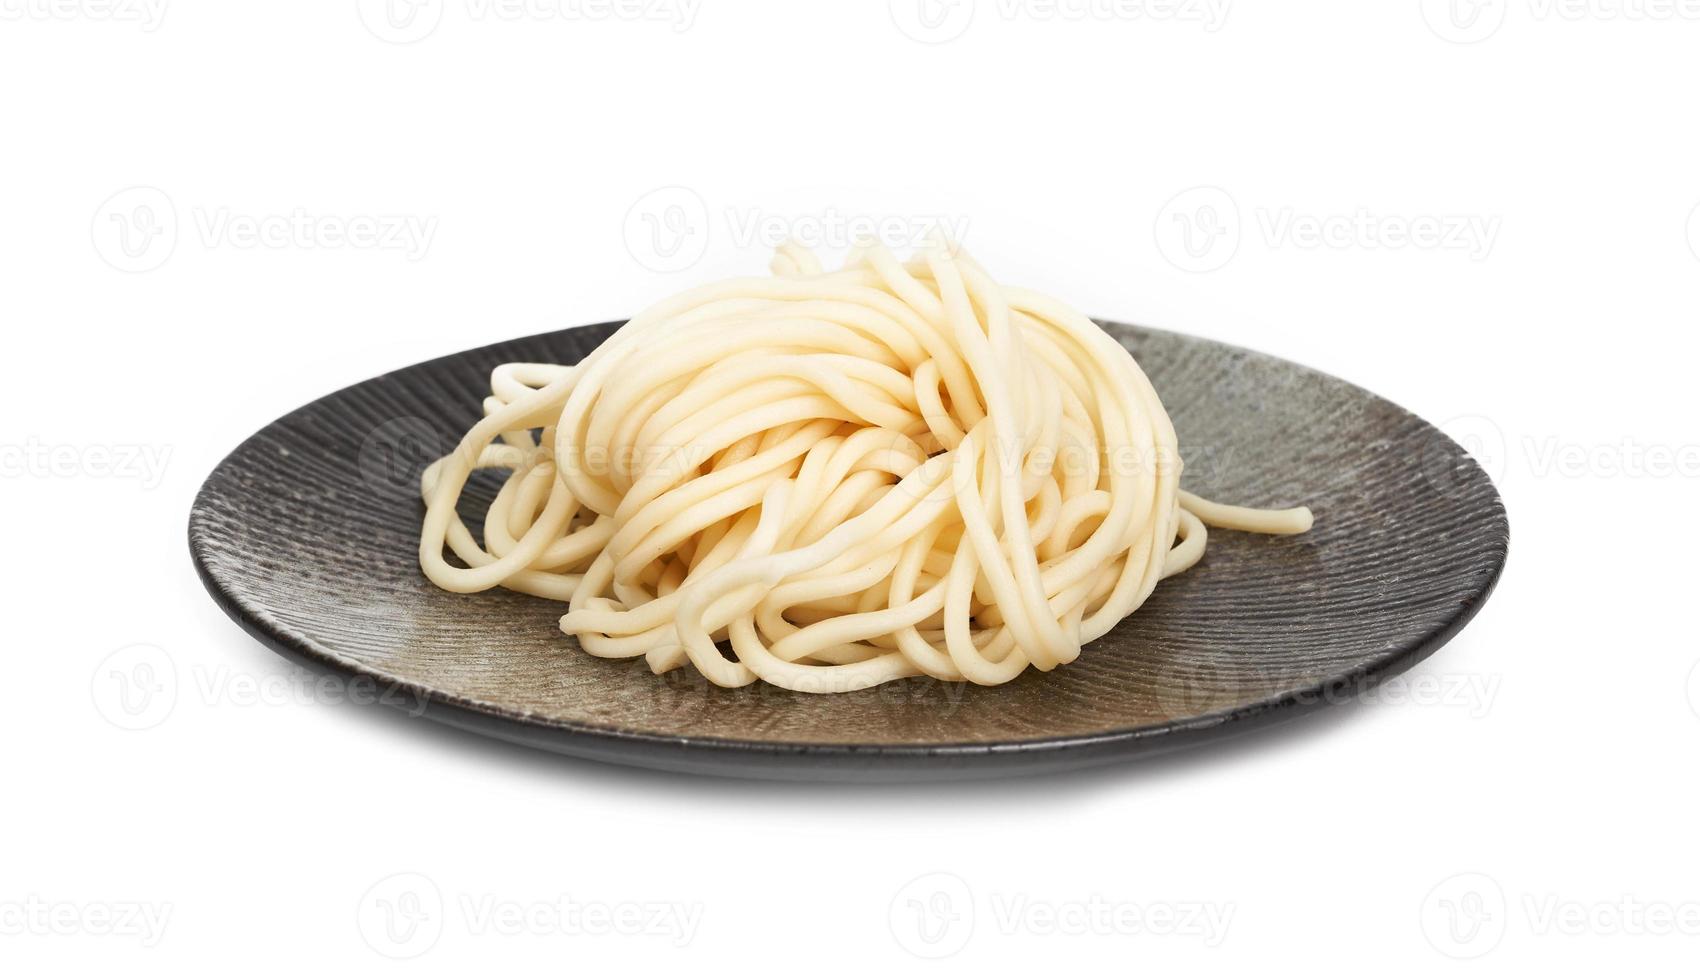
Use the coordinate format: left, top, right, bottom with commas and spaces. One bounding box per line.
419, 241, 1311, 692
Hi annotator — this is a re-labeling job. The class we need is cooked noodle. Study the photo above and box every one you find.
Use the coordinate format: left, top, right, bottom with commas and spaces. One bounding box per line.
419, 240, 1312, 692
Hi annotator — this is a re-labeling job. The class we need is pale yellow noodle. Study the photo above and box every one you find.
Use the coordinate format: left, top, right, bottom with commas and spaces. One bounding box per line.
418, 242, 1313, 693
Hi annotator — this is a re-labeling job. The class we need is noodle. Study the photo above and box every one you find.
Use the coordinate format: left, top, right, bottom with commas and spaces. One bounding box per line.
418, 240, 1312, 693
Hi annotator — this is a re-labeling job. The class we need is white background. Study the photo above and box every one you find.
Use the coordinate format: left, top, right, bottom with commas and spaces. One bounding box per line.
3, 0, 1697, 974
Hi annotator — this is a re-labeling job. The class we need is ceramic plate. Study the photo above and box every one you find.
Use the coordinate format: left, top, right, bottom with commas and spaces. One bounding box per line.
189, 321, 1508, 781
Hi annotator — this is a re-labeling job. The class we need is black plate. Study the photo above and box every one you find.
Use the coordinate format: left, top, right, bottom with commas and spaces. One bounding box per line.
189, 321, 1508, 781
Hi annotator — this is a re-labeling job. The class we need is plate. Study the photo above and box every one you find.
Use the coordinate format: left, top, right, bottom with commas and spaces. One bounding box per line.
189, 321, 1508, 781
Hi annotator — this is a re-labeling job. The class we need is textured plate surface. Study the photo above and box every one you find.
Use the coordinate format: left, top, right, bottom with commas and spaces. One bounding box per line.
189, 321, 1508, 781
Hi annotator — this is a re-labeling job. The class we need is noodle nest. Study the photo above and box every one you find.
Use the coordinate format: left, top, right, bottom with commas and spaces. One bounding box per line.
419, 240, 1311, 693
